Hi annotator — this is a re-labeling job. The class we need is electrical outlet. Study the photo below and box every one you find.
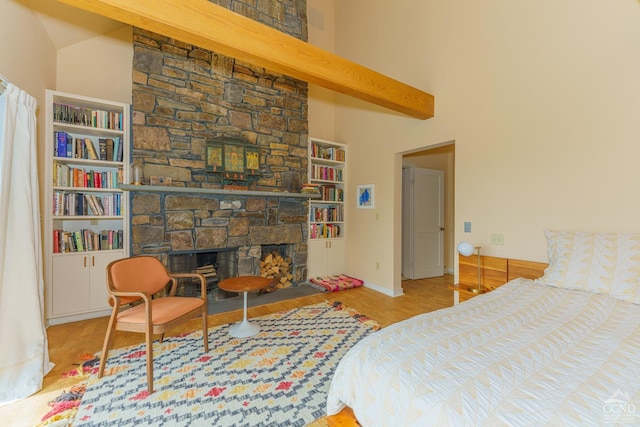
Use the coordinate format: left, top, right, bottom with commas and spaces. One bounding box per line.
464, 222, 471, 233
490, 233, 504, 245
376, 261, 380, 270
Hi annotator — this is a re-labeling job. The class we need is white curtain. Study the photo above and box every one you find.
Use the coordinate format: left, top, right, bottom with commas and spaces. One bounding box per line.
0, 83, 53, 405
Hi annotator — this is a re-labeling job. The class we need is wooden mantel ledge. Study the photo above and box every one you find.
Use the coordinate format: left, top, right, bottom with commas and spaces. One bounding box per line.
120, 184, 321, 199
56, 0, 434, 120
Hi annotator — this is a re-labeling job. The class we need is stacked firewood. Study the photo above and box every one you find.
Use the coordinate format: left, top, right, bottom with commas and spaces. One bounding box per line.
259, 250, 293, 293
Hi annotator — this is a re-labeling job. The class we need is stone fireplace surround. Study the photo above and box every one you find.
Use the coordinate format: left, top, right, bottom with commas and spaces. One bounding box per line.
128, 0, 310, 283
131, 191, 309, 285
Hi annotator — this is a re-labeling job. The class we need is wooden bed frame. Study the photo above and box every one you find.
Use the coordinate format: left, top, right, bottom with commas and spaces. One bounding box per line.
326, 257, 548, 427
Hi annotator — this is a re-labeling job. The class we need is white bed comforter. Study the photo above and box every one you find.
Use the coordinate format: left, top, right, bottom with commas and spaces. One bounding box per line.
326, 279, 640, 426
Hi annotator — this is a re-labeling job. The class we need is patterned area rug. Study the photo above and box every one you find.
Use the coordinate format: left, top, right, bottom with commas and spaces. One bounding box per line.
69, 301, 379, 426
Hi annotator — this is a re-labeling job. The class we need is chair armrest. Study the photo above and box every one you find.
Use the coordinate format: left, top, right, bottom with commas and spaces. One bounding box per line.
169, 272, 207, 301
109, 290, 152, 307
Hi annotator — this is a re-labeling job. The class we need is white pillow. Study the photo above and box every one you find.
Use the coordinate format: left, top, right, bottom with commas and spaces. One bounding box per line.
541, 230, 640, 304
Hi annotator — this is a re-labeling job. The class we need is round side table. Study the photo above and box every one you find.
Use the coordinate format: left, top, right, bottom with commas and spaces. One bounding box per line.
218, 276, 272, 338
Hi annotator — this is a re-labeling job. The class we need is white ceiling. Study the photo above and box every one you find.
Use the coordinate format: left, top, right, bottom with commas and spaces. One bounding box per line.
26, 0, 126, 49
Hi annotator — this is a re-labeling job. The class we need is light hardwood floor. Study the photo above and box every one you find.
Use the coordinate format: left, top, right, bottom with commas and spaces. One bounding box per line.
3, 275, 453, 426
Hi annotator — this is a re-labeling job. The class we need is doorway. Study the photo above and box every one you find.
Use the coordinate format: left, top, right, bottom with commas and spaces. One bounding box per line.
401, 143, 455, 278
402, 167, 444, 279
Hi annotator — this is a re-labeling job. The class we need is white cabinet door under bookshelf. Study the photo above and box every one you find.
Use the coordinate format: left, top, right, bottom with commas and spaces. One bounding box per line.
51, 251, 122, 318
308, 137, 346, 278
45, 89, 130, 324
307, 239, 346, 278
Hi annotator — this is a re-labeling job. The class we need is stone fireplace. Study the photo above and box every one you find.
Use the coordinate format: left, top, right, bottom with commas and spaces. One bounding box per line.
132, 191, 308, 284
128, 0, 310, 284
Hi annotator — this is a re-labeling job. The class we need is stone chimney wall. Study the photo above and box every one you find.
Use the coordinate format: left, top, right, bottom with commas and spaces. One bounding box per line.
129, 0, 310, 282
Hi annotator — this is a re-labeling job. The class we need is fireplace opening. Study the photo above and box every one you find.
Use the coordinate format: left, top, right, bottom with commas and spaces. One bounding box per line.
168, 248, 238, 300
259, 244, 295, 293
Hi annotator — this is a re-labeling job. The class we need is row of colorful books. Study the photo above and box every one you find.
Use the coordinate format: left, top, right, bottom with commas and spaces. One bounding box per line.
54, 132, 123, 162
309, 223, 342, 239
52, 192, 122, 217
310, 205, 344, 222
310, 143, 345, 162
53, 102, 123, 131
53, 161, 122, 189
318, 185, 344, 202
52, 228, 123, 253
310, 165, 343, 182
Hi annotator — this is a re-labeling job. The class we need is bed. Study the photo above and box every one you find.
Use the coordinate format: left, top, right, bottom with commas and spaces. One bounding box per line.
326, 231, 640, 426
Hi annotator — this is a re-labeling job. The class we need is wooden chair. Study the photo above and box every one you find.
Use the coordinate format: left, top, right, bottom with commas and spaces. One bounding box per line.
98, 256, 209, 393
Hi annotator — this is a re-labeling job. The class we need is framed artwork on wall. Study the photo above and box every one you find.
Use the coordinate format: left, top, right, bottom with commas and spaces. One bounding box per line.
245, 145, 260, 175
357, 184, 375, 209
206, 138, 261, 182
206, 141, 224, 173
223, 141, 245, 180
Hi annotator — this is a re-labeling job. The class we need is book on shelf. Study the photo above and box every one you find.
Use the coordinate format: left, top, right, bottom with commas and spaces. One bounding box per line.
53, 230, 60, 253
84, 138, 99, 160
311, 143, 346, 162
53, 228, 123, 252
311, 165, 343, 182
301, 183, 320, 194
74, 138, 98, 160
84, 194, 102, 216
105, 138, 114, 162
53, 192, 122, 217
94, 195, 105, 215
99, 139, 107, 161
55, 131, 68, 157
318, 184, 344, 202
114, 137, 122, 162
309, 223, 342, 239
53, 102, 124, 131
74, 231, 84, 252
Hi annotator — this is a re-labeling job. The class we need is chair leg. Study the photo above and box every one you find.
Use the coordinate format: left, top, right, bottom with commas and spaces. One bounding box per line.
98, 311, 118, 379
202, 309, 209, 353
146, 324, 154, 393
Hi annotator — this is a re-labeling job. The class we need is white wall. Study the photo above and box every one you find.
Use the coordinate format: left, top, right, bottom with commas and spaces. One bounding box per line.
333, 0, 640, 293
307, 0, 336, 141
0, 0, 57, 235
57, 25, 132, 105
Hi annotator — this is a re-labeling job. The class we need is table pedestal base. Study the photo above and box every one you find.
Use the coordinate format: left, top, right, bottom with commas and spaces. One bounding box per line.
228, 291, 260, 338
229, 319, 260, 338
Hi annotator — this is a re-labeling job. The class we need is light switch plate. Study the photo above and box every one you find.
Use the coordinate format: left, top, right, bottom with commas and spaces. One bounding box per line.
490, 233, 504, 245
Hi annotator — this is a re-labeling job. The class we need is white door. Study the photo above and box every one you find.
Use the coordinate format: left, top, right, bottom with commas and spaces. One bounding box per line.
402, 168, 444, 279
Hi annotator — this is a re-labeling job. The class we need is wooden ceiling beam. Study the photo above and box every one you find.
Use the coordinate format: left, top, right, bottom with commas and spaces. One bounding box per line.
56, 0, 434, 120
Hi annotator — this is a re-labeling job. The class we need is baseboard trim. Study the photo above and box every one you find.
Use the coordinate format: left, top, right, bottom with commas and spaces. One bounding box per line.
364, 281, 404, 297
47, 308, 111, 326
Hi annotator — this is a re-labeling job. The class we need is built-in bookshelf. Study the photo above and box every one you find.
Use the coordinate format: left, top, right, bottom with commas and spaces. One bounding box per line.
307, 138, 346, 278
44, 90, 130, 324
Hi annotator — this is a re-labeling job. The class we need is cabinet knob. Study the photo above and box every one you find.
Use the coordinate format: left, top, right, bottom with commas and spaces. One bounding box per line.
84, 256, 87, 267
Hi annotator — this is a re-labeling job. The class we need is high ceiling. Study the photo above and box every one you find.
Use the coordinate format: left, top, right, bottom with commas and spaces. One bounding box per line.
26, 0, 124, 49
